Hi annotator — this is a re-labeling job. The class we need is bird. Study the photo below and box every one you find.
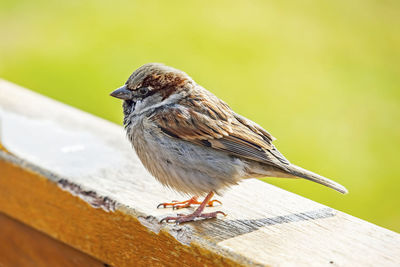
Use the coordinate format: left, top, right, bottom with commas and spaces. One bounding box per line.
110, 63, 348, 224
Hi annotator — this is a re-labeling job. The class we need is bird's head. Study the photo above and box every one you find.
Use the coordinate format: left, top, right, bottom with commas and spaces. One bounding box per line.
110, 63, 193, 119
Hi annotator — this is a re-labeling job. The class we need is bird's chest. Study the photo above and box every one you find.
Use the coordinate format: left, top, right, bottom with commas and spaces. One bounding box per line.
127, 117, 171, 177
127, 118, 155, 163
125, 115, 246, 195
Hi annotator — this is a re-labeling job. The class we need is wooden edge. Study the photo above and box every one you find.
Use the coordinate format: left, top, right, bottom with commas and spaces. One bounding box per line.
0, 212, 105, 267
0, 152, 250, 267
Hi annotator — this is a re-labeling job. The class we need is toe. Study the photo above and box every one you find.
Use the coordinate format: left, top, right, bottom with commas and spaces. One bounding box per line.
207, 199, 222, 207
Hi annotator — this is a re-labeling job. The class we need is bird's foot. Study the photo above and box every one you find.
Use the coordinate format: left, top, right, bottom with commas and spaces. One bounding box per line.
157, 196, 221, 210
160, 210, 226, 224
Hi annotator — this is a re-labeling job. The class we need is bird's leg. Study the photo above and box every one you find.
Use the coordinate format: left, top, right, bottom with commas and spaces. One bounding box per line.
157, 195, 221, 210
160, 191, 226, 224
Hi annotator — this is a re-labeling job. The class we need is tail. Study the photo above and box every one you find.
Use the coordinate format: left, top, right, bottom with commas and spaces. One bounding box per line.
286, 164, 348, 194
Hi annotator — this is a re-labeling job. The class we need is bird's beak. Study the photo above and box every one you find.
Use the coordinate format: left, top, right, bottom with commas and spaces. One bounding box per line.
110, 85, 132, 100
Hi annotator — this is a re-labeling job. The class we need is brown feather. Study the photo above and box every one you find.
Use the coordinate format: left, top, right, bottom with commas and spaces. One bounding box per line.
149, 89, 290, 168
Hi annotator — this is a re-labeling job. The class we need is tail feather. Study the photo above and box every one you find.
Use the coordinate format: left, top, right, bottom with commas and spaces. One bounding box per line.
287, 164, 348, 194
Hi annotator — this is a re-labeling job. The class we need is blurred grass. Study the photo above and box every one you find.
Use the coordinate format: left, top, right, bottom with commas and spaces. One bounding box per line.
0, 0, 399, 232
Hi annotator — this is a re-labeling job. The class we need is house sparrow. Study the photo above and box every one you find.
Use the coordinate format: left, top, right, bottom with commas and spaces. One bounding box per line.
110, 63, 348, 224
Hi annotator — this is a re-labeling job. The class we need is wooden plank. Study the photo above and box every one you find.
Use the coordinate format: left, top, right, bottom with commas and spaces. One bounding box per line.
0, 79, 399, 266
0, 212, 105, 267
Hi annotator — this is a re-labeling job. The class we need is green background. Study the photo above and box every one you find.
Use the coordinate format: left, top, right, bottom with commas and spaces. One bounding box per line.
1, 0, 399, 232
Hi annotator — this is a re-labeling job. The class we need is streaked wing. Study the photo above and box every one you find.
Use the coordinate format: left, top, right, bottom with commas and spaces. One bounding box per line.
149, 94, 290, 167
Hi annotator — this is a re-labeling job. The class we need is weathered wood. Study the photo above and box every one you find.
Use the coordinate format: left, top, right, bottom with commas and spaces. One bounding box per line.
0, 79, 399, 266
0, 212, 105, 267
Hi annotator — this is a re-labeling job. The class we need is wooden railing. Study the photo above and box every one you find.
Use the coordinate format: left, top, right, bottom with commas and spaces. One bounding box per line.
0, 79, 399, 266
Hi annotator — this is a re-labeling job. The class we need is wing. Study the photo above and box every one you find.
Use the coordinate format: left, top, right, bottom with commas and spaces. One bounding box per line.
148, 93, 290, 168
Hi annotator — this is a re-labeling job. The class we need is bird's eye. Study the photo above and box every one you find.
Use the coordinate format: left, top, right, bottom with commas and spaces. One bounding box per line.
138, 87, 149, 95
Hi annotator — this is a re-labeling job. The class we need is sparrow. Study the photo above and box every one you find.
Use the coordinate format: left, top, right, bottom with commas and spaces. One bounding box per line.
110, 63, 348, 224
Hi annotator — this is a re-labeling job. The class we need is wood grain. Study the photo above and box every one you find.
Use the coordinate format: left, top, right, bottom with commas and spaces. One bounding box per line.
0, 212, 105, 267
0, 79, 399, 266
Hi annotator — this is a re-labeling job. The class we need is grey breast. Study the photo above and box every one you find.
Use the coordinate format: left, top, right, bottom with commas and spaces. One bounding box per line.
132, 118, 246, 195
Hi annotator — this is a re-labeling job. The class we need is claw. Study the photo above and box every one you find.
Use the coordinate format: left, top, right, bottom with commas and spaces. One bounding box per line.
207, 199, 222, 207
158, 192, 225, 224
160, 211, 226, 224
200, 211, 226, 218
160, 191, 226, 224
159, 217, 171, 223
157, 196, 222, 210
